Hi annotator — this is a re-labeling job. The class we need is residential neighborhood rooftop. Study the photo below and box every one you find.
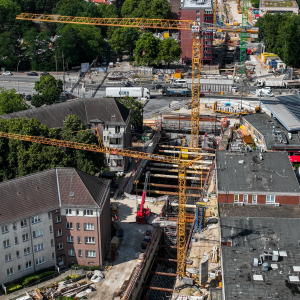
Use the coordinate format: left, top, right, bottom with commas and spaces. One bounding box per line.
216, 150, 300, 194
261, 0, 297, 7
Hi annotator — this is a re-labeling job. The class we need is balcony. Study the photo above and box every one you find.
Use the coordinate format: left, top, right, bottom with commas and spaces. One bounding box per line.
110, 166, 124, 171
108, 133, 123, 139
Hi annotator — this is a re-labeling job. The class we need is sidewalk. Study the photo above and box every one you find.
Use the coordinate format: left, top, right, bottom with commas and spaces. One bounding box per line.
0, 268, 75, 300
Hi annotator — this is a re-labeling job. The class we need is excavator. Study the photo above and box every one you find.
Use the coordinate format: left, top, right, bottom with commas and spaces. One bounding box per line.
136, 171, 151, 223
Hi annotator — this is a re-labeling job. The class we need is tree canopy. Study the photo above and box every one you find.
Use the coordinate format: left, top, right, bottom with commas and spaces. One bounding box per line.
0, 115, 105, 181
0, 88, 30, 115
117, 97, 143, 127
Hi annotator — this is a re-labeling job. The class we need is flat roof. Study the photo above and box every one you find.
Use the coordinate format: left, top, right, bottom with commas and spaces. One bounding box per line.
182, 0, 212, 9
242, 113, 300, 149
216, 150, 300, 194
261, 0, 297, 7
262, 97, 300, 131
220, 216, 300, 299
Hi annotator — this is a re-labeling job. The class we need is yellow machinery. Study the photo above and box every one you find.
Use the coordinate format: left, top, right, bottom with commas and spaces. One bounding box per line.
213, 101, 251, 115
14, 13, 258, 281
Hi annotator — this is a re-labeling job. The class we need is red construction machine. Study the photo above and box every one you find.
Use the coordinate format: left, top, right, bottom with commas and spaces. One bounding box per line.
136, 171, 151, 223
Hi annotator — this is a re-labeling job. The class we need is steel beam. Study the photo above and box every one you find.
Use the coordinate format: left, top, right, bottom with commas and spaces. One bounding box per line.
147, 183, 202, 190
160, 145, 216, 151
146, 167, 206, 174
149, 271, 177, 277
149, 163, 210, 170
143, 286, 174, 292
149, 174, 206, 180
158, 150, 215, 156
136, 189, 201, 197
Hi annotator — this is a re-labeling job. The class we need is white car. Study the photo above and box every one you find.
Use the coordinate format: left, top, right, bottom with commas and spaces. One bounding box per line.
2, 71, 12, 76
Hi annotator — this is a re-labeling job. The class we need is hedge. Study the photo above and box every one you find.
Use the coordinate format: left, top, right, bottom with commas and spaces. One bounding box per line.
22, 271, 56, 286
71, 264, 100, 271
6, 284, 22, 294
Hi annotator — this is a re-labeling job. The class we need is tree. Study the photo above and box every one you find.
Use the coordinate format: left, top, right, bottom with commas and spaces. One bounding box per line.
0, 32, 21, 71
148, 0, 171, 19
31, 94, 45, 108
0, 0, 21, 33
108, 27, 127, 58
157, 38, 181, 66
0, 88, 29, 115
117, 97, 143, 127
134, 32, 159, 65
34, 75, 63, 105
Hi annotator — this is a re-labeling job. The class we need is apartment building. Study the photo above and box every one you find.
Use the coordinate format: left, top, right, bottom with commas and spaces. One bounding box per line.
0, 167, 110, 285
179, 0, 214, 65
0, 98, 131, 172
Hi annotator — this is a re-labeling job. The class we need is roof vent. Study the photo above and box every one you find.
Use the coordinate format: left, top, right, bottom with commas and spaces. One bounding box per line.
69, 192, 74, 197
238, 160, 244, 164
253, 274, 263, 281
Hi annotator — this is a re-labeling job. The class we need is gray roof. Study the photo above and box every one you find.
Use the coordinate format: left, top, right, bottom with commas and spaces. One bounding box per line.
0, 168, 110, 226
220, 216, 300, 299
242, 113, 300, 150
262, 96, 300, 131
216, 150, 300, 194
0, 98, 130, 127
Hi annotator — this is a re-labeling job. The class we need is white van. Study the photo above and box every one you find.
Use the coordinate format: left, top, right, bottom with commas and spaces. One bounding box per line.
173, 79, 187, 86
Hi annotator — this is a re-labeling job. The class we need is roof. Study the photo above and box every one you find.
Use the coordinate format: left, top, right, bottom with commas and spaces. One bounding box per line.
242, 113, 300, 150
0, 98, 130, 127
261, 0, 297, 7
242, 135, 255, 145
262, 97, 300, 131
0, 168, 110, 226
220, 216, 300, 299
216, 150, 300, 194
182, 0, 212, 9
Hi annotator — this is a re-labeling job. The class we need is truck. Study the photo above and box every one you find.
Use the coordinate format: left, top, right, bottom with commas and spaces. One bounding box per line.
162, 88, 191, 97
105, 87, 150, 99
256, 88, 274, 97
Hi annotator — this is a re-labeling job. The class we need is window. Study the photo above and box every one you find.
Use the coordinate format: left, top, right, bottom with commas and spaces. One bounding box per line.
196, 17, 200, 21
266, 195, 275, 204
77, 223, 81, 230
57, 243, 63, 251
18, 265, 21, 272
76, 209, 79, 216
14, 237, 18, 245
25, 261, 32, 269
248, 125, 252, 132
55, 216, 61, 223
34, 243, 44, 252
48, 212, 52, 219
55, 209, 60, 214
36, 257, 45, 265
67, 236, 74, 243
115, 126, 120, 133
5, 254, 12, 262
83, 210, 93, 216
16, 251, 20, 258
86, 250, 96, 258
49, 225, 53, 233
33, 229, 43, 238
66, 222, 73, 230
31, 215, 41, 224
252, 195, 257, 204
7, 268, 13, 276
234, 194, 239, 203
243, 194, 248, 203
84, 223, 94, 231
52, 253, 55, 260
66, 209, 72, 215
204, 47, 211, 52
13, 223, 17, 230
3, 239, 10, 248
24, 247, 31, 255
196, 10, 200, 14
78, 250, 82, 257
85, 237, 95, 244
51, 239, 54, 247
78, 237, 82, 244
22, 233, 29, 242
2, 225, 8, 234
21, 219, 27, 227
68, 249, 75, 257
56, 230, 62, 237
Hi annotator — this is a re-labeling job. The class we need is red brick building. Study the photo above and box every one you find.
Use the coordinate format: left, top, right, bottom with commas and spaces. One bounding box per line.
179, 0, 213, 65
216, 151, 300, 205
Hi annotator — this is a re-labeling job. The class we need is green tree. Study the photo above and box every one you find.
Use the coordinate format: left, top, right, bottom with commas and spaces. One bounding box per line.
148, 0, 171, 19
250, 0, 259, 8
134, 32, 159, 65
118, 97, 143, 127
0, 32, 21, 71
0, 0, 21, 33
34, 75, 63, 105
108, 27, 127, 58
0, 88, 29, 115
31, 94, 45, 108
157, 38, 181, 66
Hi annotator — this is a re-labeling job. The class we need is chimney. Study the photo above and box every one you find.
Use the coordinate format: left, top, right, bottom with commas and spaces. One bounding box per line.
111, 114, 116, 122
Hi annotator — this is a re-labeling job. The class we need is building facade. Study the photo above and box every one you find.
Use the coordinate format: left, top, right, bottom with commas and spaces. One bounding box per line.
179, 0, 214, 65
0, 98, 131, 172
0, 168, 111, 285
216, 151, 300, 205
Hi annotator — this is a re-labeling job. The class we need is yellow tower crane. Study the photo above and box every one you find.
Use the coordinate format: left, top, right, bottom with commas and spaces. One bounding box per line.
14, 13, 258, 281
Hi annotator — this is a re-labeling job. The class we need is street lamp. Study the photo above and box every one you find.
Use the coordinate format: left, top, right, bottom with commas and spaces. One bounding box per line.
17, 60, 21, 94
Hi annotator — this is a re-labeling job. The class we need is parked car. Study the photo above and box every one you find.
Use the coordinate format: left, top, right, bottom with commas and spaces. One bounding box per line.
2, 71, 12, 76
25, 95, 32, 101
27, 72, 38, 76
152, 84, 164, 90
123, 82, 132, 87
40, 72, 49, 76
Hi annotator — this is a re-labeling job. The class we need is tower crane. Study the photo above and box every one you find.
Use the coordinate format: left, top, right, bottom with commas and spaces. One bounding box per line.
13, 13, 258, 282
